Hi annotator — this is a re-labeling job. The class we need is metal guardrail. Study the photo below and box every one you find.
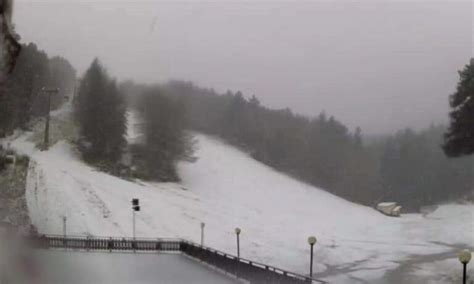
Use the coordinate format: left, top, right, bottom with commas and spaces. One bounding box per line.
28, 235, 181, 252
26, 235, 326, 284
181, 240, 326, 284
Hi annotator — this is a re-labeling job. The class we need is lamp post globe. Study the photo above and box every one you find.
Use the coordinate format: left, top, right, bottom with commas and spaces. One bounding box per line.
459, 250, 472, 264
308, 236, 317, 245
459, 250, 471, 284
235, 227, 241, 235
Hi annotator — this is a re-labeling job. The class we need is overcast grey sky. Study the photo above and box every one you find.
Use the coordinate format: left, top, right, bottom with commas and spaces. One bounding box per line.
14, 0, 473, 134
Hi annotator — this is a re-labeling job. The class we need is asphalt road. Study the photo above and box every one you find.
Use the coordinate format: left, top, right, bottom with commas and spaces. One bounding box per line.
8, 250, 240, 284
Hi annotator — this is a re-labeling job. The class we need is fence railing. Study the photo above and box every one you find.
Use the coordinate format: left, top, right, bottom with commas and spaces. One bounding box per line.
180, 240, 326, 284
26, 234, 326, 284
28, 235, 181, 252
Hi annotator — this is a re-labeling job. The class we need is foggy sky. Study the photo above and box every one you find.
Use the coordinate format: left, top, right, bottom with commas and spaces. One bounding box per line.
14, 0, 473, 135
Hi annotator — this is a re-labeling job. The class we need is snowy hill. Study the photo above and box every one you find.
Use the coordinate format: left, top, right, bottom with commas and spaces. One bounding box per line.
5, 109, 473, 283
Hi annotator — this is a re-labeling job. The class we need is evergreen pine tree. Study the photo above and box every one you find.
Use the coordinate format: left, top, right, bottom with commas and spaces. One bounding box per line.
74, 58, 126, 163
132, 87, 193, 181
443, 59, 474, 157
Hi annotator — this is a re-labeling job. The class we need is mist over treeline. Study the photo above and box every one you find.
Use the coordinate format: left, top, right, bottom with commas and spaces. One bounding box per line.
1, 42, 472, 211
0, 43, 76, 136
120, 80, 474, 211
73, 61, 194, 181
128, 86, 194, 181
74, 59, 126, 166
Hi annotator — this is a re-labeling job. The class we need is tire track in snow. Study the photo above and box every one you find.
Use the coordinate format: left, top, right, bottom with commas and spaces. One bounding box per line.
62, 172, 127, 236
67, 174, 112, 219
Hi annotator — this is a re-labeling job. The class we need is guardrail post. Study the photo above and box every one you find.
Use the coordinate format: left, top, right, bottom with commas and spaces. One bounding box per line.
108, 237, 113, 252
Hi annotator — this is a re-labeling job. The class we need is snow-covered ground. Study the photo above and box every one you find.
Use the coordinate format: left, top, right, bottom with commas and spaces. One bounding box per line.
4, 108, 473, 283
411, 257, 473, 284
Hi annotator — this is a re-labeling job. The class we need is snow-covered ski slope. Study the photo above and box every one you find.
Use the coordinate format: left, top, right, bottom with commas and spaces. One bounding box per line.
6, 109, 473, 283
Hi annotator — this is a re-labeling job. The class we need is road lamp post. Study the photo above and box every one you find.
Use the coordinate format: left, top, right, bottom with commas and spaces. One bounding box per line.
200, 222, 205, 246
307, 236, 317, 278
235, 227, 241, 258
458, 250, 471, 284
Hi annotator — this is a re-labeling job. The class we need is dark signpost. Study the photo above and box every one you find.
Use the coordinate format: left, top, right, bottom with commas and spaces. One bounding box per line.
132, 198, 140, 241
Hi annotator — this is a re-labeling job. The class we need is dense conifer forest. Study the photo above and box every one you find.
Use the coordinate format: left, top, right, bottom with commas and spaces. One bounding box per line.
2, 43, 473, 212
120, 79, 474, 211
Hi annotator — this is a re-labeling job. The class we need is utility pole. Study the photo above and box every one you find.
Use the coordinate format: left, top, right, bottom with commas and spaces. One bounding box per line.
72, 81, 77, 101
41, 87, 59, 151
